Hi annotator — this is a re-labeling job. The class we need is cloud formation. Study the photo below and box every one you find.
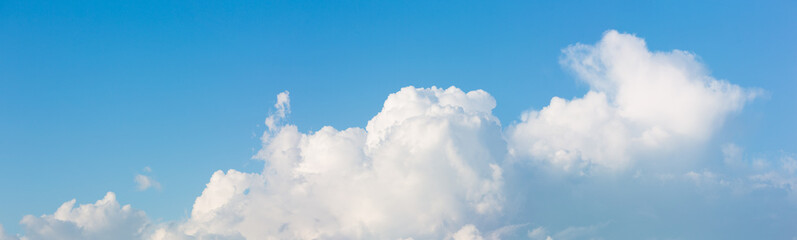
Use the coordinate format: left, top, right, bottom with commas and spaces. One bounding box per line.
449, 225, 484, 240
18, 192, 148, 240
508, 30, 758, 173
7, 30, 786, 239
154, 86, 506, 239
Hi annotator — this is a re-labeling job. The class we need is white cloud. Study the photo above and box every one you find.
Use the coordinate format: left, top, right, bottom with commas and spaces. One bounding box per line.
508, 30, 758, 173
18, 192, 148, 240
449, 225, 484, 240
135, 174, 161, 191
153, 86, 506, 239
9, 30, 786, 240
264, 91, 290, 131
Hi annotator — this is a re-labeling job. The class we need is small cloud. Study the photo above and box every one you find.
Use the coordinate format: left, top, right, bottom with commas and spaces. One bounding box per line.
264, 91, 290, 131
135, 174, 161, 191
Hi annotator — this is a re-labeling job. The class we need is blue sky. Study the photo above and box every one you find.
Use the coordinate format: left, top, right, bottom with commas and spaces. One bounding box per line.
1, 0, 795, 239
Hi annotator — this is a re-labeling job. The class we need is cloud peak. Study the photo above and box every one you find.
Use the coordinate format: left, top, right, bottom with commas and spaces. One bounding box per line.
7, 30, 776, 240
509, 30, 758, 173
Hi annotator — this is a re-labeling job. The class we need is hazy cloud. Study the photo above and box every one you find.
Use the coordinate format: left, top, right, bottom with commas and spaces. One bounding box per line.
135, 175, 161, 191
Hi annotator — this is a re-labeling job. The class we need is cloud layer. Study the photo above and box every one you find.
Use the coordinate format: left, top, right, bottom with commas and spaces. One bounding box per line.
7, 30, 787, 239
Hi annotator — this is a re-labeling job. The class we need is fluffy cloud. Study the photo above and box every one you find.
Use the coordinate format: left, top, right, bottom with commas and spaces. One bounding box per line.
449, 225, 484, 240
18, 192, 148, 240
9, 30, 788, 240
508, 30, 758, 173
156, 86, 506, 239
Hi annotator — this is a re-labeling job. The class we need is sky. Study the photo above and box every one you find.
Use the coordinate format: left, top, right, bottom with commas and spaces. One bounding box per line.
1, 0, 796, 239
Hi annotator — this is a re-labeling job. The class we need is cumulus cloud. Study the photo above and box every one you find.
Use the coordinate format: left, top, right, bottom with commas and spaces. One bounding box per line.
8, 30, 785, 240
449, 225, 484, 240
508, 30, 758, 173
18, 192, 148, 240
153, 86, 506, 239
